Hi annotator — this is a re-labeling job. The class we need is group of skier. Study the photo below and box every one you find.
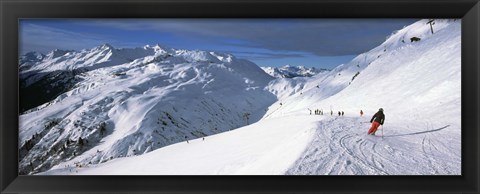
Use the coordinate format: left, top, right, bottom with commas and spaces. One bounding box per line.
311, 109, 324, 115
308, 107, 385, 136
309, 109, 346, 117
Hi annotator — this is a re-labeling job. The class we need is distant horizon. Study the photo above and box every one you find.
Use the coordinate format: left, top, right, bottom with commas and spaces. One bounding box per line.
20, 19, 417, 69
21, 43, 339, 70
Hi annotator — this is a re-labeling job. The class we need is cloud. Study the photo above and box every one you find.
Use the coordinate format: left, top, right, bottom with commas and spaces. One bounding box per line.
227, 50, 306, 61
20, 23, 101, 54
20, 19, 418, 59
83, 19, 417, 56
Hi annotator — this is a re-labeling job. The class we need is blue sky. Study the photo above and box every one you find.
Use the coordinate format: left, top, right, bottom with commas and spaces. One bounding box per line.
20, 19, 417, 69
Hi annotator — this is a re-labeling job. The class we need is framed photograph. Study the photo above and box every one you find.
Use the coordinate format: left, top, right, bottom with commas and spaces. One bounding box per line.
1, 0, 479, 193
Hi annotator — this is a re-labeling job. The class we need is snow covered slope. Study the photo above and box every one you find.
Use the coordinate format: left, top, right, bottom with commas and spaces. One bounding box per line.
261, 65, 329, 78
19, 45, 276, 175
282, 19, 461, 175
266, 19, 460, 125
41, 115, 318, 175
37, 19, 461, 175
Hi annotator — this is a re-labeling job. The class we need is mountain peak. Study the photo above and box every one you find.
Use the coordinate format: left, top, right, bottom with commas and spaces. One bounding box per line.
143, 44, 173, 54
19, 51, 46, 66
99, 43, 114, 50
261, 65, 329, 78
22, 51, 45, 59
88, 43, 115, 53
46, 49, 74, 59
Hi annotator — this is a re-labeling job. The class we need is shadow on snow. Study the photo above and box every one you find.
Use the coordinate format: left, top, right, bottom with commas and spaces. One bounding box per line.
383, 125, 450, 138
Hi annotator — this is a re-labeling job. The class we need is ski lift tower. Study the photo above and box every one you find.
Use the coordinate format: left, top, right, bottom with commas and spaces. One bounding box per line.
427, 19, 435, 34
243, 113, 251, 125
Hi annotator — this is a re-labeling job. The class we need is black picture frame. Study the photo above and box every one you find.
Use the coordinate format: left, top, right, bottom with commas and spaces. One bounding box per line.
1, 0, 479, 193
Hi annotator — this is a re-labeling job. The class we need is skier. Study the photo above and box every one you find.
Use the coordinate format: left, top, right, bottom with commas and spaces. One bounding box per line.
330, 110, 333, 116
338, 111, 341, 116
360, 110, 364, 117
308, 108, 312, 115
185, 136, 189, 144
367, 108, 385, 135
342, 111, 344, 116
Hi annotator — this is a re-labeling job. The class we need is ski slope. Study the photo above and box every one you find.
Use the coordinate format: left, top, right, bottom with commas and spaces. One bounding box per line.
280, 19, 461, 175
42, 114, 459, 175
286, 116, 458, 175
42, 115, 319, 175
37, 19, 460, 175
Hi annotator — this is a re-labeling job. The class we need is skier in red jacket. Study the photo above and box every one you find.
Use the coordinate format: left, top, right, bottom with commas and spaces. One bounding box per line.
368, 108, 385, 135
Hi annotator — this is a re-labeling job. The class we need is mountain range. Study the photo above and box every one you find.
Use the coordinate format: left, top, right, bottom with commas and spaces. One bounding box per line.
260, 65, 329, 78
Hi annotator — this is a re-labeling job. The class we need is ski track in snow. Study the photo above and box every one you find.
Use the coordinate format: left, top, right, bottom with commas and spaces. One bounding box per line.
286, 116, 460, 175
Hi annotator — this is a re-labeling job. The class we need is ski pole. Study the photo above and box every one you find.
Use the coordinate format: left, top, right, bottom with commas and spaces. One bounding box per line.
382, 125, 384, 138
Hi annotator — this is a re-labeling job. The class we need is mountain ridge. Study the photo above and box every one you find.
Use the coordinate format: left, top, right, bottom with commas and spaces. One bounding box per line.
261, 65, 329, 78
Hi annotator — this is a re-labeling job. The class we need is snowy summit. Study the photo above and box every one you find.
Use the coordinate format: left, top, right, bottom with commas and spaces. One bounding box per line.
20, 19, 461, 175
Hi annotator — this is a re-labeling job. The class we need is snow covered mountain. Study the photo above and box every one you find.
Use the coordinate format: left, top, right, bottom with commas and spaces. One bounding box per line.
19, 44, 276, 175
261, 65, 329, 78
19, 51, 45, 64
28, 19, 461, 175
19, 51, 46, 71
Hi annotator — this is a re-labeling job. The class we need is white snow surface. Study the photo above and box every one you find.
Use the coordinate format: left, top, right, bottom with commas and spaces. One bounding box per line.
43, 115, 318, 175
31, 19, 460, 175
